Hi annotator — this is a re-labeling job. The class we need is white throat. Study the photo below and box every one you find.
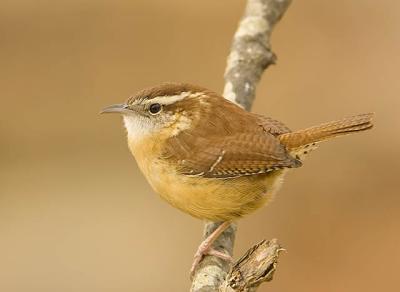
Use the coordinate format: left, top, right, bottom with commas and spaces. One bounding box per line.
123, 114, 155, 142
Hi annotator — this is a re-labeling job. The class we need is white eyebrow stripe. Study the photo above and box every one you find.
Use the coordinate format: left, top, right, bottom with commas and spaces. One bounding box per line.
142, 91, 207, 106
145, 91, 191, 105
189, 92, 206, 98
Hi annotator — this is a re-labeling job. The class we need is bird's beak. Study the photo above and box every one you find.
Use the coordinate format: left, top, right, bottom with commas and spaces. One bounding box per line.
100, 103, 131, 114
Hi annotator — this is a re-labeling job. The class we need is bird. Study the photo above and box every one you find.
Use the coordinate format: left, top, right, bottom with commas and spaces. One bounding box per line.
101, 82, 373, 274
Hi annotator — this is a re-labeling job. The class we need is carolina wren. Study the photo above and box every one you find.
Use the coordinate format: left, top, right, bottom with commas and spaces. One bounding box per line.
101, 82, 373, 273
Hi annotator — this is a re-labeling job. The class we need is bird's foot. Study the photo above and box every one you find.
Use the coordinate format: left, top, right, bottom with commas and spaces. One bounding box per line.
190, 221, 233, 277
190, 245, 233, 277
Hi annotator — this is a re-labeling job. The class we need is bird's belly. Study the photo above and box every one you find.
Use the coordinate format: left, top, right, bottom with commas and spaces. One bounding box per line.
141, 159, 286, 221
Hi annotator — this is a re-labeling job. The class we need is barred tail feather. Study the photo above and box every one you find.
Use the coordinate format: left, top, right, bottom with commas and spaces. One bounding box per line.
279, 113, 374, 150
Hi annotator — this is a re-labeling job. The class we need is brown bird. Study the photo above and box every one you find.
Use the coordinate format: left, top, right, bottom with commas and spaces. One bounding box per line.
101, 82, 373, 274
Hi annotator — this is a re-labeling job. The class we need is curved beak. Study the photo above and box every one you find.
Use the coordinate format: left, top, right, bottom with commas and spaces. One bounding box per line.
100, 103, 130, 114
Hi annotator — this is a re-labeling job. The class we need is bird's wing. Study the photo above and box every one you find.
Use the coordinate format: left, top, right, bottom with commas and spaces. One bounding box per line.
163, 131, 301, 179
252, 114, 292, 136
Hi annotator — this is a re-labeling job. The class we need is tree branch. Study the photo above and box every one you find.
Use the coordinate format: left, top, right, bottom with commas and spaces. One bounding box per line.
224, 0, 292, 111
190, 0, 292, 291
220, 239, 284, 292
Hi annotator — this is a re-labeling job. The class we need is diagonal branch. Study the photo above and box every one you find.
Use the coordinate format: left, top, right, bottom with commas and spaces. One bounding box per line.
190, 0, 292, 291
224, 0, 292, 111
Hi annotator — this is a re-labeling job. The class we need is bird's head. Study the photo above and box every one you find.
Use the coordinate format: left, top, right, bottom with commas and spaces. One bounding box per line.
101, 83, 213, 140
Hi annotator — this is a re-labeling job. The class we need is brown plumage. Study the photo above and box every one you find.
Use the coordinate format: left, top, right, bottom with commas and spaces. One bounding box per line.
103, 82, 374, 221
102, 82, 374, 273
279, 113, 374, 150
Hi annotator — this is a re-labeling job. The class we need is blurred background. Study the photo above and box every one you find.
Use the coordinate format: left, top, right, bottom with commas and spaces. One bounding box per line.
1, 0, 399, 291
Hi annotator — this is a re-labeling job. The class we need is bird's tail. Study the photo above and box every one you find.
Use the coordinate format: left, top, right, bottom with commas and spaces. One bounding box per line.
278, 113, 374, 154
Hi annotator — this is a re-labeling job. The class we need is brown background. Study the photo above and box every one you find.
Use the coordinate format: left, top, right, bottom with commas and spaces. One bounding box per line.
1, 0, 399, 291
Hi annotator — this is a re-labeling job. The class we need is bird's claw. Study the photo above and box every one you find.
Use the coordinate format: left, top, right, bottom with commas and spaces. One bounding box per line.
190, 246, 233, 278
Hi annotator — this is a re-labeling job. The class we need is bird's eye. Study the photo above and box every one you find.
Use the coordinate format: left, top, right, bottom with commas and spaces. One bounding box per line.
149, 103, 162, 114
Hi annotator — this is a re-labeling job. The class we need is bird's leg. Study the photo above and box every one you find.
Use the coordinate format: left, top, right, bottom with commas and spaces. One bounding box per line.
190, 221, 233, 275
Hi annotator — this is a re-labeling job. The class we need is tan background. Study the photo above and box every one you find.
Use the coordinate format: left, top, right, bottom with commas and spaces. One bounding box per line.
1, 0, 399, 291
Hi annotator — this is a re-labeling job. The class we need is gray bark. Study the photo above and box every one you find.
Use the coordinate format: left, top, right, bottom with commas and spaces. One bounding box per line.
224, 0, 292, 111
